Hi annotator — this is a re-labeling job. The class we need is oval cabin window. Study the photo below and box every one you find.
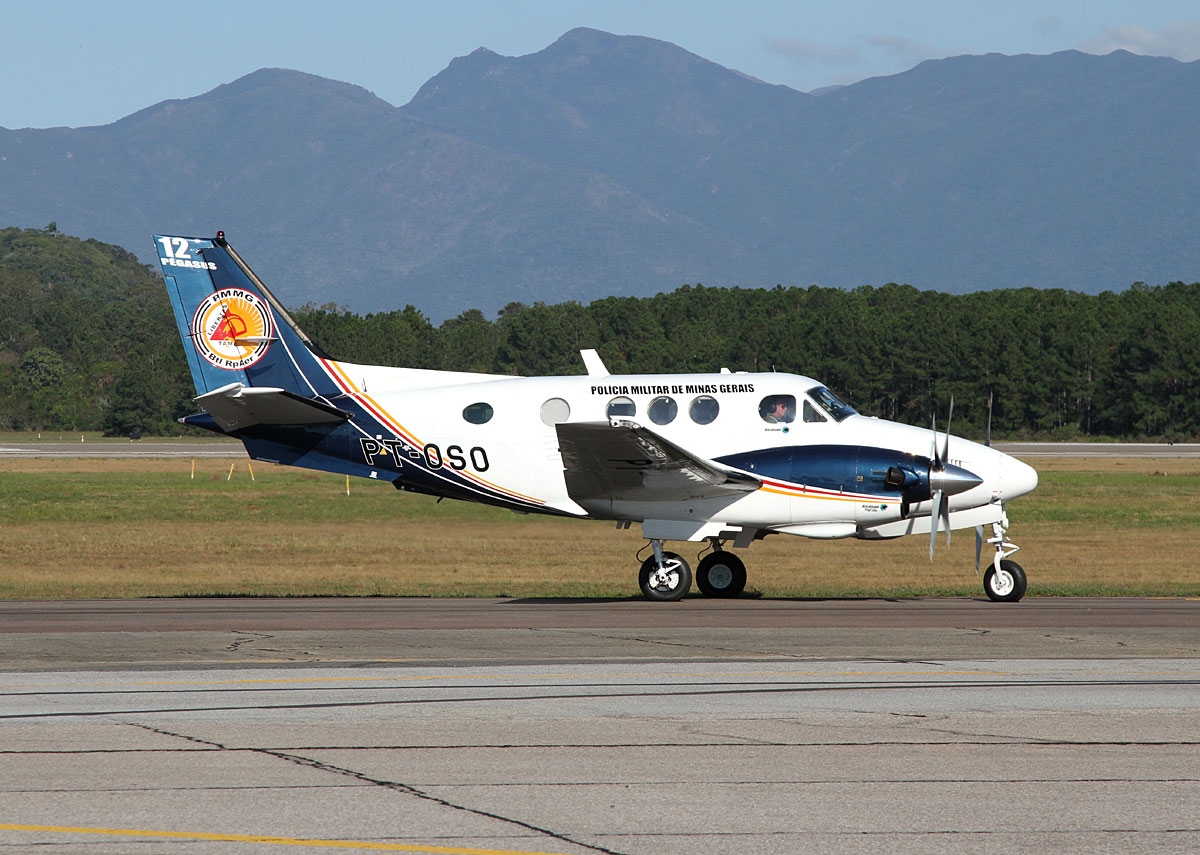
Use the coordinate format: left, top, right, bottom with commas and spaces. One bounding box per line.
462, 402, 494, 424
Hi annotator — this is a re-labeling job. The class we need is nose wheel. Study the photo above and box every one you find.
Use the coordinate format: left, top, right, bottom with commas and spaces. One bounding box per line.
984, 559, 1027, 602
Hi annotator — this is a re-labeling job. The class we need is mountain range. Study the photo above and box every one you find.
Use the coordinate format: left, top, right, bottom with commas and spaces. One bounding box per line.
2, 27, 1198, 321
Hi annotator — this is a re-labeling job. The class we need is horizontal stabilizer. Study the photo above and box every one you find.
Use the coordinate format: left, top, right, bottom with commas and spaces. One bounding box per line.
194, 382, 351, 432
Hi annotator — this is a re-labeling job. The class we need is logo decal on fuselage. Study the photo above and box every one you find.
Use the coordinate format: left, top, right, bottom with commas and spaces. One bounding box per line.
191, 289, 273, 370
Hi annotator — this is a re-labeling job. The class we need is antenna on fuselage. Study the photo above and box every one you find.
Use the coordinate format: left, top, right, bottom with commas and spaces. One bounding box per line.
580, 349, 609, 377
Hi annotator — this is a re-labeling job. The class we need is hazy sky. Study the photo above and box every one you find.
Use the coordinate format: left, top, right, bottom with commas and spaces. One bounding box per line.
5, 1, 1200, 129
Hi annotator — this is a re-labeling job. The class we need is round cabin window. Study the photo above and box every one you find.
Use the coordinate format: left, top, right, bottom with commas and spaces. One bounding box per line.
648, 396, 678, 425
689, 395, 719, 425
540, 397, 571, 426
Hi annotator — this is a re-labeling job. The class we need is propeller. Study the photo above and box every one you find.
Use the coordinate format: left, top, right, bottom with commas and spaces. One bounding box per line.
975, 390, 994, 571
929, 397, 954, 559
984, 389, 993, 448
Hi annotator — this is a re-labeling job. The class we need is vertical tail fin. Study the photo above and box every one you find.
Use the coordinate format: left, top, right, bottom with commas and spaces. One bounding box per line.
155, 232, 349, 434
155, 232, 334, 397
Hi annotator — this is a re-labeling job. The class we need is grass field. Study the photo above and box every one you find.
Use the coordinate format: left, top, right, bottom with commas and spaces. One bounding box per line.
1, 455, 1198, 599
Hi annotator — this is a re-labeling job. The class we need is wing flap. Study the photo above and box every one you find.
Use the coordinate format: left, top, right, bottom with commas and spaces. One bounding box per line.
194, 382, 351, 432
556, 419, 759, 507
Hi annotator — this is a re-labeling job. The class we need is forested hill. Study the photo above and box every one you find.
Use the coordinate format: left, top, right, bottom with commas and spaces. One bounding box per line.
0, 226, 193, 434
2, 227, 1196, 441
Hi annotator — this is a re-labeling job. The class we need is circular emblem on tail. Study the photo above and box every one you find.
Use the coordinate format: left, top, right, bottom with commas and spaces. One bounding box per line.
191, 288, 274, 370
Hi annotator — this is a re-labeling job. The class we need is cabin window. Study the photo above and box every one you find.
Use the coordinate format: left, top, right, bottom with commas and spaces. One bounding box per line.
689, 395, 720, 425
648, 396, 678, 425
462, 402, 494, 424
759, 394, 796, 424
606, 396, 636, 418
540, 397, 570, 426
807, 385, 857, 422
802, 400, 827, 423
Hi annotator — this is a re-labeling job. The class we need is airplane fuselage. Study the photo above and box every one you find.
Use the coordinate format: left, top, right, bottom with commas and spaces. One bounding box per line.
243, 359, 1037, 544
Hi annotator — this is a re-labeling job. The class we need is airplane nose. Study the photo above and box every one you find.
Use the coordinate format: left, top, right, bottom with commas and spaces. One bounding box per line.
1001, 456, 1039, 499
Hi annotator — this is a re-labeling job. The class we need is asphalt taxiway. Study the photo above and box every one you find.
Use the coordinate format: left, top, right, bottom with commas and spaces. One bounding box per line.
1, 598, 1197, 854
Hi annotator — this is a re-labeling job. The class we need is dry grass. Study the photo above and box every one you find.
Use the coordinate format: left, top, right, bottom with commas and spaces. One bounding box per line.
1, 456, 1197, 598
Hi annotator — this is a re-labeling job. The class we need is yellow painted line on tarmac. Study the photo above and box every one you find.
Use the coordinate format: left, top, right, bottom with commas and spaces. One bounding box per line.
0, 823, 574, 855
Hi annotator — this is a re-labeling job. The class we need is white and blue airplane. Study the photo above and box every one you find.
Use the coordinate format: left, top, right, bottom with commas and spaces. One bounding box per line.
156, 232, 1038, 602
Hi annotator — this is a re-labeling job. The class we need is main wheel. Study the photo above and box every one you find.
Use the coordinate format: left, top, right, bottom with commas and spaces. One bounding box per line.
638, 552, 692, 602
696, 551, 747, 598
983, 559, 1027, 602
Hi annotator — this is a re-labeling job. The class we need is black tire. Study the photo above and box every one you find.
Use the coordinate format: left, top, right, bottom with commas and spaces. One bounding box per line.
638, 552, 692, 602
696, 551, 747, 598
983, 559, 1027, 602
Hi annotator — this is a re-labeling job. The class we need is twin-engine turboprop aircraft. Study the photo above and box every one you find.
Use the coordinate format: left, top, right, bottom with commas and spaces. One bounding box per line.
155, 232, 1038, 602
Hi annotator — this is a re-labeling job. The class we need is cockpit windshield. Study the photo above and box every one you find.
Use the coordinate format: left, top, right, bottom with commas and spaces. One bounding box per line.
807, 386, 857, 422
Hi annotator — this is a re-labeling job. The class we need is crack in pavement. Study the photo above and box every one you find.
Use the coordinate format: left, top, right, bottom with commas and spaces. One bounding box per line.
133, 724, 628, 855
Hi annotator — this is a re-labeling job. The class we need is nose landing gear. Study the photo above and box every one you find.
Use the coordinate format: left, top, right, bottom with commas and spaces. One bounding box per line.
979, 516, 1027, 602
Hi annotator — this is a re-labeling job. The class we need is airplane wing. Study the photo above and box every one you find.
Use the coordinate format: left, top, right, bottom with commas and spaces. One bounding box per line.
556, 418, 760, 508
193, 382, 352, 432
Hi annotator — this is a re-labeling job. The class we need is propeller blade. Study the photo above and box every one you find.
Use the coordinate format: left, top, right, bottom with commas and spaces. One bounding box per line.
930, 396, 954, 471
930, 411, 940, 468
975, 524, 984, 572
929, 491, 943, 560
941, 492, 952, 548
984, 391, 993, 448
941, 396, 953, 467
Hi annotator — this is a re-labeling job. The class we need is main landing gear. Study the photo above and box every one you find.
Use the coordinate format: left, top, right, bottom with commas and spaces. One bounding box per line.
638, 541, 691, 602
637, 538, 747, 601
696, 548, 747, 598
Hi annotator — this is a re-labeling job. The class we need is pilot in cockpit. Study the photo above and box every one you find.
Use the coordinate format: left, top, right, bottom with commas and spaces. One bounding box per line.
760, 395, 795, 424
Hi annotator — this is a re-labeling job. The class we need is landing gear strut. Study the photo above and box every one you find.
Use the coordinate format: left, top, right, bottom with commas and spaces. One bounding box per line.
980, 517, 1027, 602
638, 540, 692, 602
